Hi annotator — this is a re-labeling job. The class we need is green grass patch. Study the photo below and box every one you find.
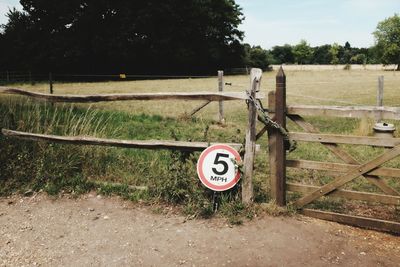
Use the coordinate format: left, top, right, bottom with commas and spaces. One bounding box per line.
0, 96, 260, 220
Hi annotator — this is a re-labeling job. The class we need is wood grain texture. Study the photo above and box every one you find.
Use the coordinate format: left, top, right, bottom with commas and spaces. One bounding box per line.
294, 144, 400, 208
218, 70, 225, 123
242, 68, 262, 203
289, 132, 400, 147
188, 100, 211, 117
287, 159, 400, 178
302, 209, 400, 234
287, 105, 400, 120
0, 87, 265, 102
377, 76, 384, 122
1, 129, 245, 152
288, 114, 400, 196
268, 66, 287, 206
287, 183, 400, 205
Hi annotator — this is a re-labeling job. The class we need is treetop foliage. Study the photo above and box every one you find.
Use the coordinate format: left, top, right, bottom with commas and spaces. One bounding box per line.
373, 13, 400, 69
0, 0, 245, 74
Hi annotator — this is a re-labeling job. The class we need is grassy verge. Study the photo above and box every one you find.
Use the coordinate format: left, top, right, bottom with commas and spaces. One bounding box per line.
0, 96, 274, 221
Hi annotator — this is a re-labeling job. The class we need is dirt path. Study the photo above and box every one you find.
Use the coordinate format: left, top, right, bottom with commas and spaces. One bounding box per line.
0, 193, 399, 267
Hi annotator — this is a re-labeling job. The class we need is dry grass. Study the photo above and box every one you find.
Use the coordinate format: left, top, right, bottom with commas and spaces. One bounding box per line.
14, 75, 257, 123
285, 70, 400, 106
15, 68, 400, 108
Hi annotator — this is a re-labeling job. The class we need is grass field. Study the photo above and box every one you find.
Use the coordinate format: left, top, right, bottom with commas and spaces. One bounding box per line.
1, 68, 400, 222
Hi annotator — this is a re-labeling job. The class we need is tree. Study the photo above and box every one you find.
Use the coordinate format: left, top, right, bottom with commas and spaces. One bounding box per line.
312, 44, 332, 64
329, 43, 340, 65
373, 13, 400, 70
270, 44, 294, 64
367, 45, 381, 64
243, 44, 271, 70
292, 39, 313, 64
342, 41, 353, 64
0, 8, 35, 70
350, 54, 367, 64
0, 0, 246, 74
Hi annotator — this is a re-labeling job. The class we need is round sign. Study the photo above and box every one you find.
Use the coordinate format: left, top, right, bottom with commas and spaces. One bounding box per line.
197, 144, 242, 191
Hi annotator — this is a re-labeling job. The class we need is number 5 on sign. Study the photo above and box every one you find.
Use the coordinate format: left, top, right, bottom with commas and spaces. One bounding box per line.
197, 144, 242, 191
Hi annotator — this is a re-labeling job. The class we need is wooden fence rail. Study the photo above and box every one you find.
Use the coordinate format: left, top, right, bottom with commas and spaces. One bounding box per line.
267, 67, 400, 234
287, 159, 400, 178
0, 87, 264, 102
287, 105, 400, 120
1, 129, 256, 152
301, 209, 400, 234
287, 183, 400, 206
289, 132, 400, 147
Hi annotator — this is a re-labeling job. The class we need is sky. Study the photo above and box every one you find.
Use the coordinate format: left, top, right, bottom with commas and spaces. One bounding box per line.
0, 0, 20, 24
236, 0, 400, 48
0, 0, 399, 48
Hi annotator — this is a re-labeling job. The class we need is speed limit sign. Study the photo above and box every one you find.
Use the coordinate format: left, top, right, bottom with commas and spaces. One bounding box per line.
197, 144, 242, 191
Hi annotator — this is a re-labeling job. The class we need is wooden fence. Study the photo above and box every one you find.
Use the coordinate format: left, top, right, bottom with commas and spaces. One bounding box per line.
0, 70, 35, 84
3, 67, 399, 233
267, 67, 400, 234
0, 68, 264, 203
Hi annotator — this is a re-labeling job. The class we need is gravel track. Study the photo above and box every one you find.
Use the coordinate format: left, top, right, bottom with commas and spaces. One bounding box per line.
1, 193, 399, 267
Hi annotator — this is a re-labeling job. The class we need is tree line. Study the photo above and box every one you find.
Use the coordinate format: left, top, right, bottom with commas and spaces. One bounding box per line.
243, 14, 400, 69
0, 0, 399, 74
0, 0, 245, 75
245, 41, 373, 67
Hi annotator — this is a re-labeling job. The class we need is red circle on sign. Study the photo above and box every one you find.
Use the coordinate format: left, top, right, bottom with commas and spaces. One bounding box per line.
197, 144, 242, 191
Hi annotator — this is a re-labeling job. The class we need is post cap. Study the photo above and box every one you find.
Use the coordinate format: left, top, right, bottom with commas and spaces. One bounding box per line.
276, 66, 285, 77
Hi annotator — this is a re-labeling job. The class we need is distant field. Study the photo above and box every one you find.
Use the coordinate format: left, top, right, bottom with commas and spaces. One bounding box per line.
10, 68, 400, 118
270, 64, 398, 71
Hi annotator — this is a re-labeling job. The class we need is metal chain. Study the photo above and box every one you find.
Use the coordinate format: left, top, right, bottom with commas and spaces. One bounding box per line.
246, 91, 297, 152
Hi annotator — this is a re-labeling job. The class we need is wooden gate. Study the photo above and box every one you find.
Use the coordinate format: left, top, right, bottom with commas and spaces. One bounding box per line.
268, 67, 400, 234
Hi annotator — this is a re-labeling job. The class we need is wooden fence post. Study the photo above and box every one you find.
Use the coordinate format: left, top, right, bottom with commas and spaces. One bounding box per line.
29, 71, 33, 85
218, 70, 225, 123
268, 67, 286, 206
49, 72, 53, 94
377, 75, 384, 122
242, 68, 262, 203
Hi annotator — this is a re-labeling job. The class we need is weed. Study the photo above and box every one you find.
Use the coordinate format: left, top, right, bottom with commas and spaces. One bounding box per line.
44, 174, 94, 196
148, 151, 216, 218
218, 193, 258, 224
308, 197, 345, 213
260, 201, 295, 216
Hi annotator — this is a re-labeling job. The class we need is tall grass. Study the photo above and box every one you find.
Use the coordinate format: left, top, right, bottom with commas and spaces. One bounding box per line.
0, 96, 257, 218
0, 97, 116, 136
0, 96, 120, 195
